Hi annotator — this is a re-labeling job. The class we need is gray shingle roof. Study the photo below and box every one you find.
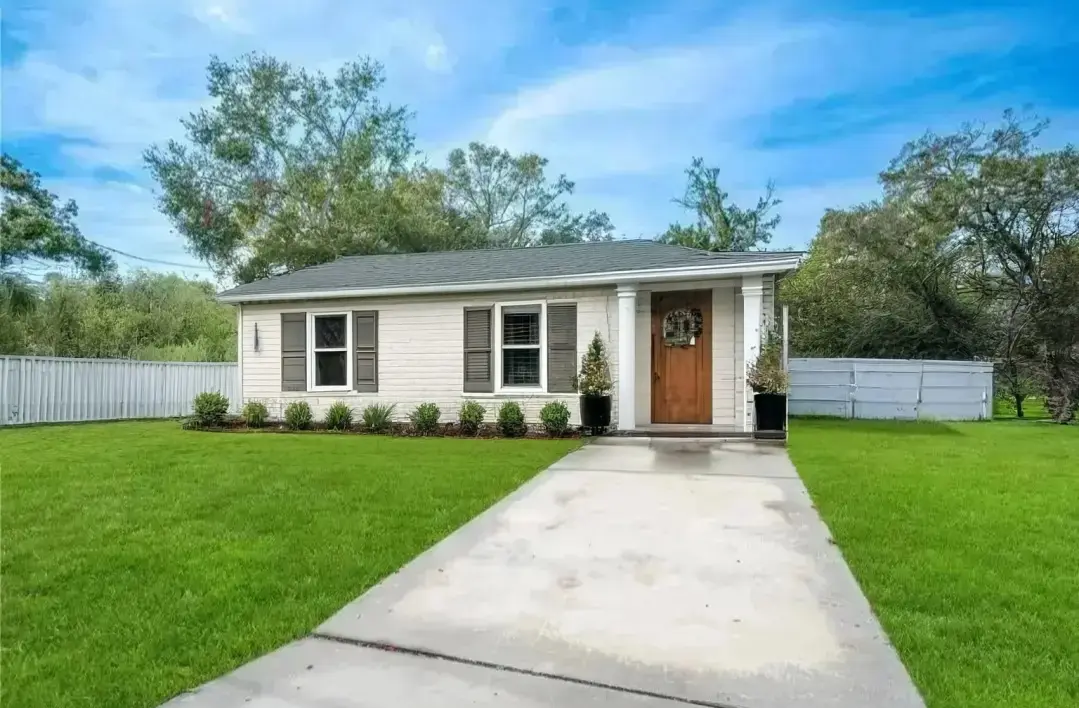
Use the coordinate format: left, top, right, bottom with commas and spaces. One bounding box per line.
218, 239, 801, 301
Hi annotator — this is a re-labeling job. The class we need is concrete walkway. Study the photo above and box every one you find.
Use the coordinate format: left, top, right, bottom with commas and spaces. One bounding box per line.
165, 439, 925, 708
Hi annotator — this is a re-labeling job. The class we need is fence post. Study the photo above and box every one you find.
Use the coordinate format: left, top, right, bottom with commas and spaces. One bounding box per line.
917, 361, 925, 420
848, 362, 856, 419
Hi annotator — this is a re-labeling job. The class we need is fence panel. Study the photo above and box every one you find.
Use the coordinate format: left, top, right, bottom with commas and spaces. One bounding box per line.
0, 356, 238, 426
788, 358, 993, 421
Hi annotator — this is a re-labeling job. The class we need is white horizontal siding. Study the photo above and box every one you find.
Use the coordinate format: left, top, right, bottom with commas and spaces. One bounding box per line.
242, 288, 618, 425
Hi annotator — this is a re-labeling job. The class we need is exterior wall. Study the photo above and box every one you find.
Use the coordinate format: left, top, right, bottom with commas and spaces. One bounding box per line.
241, 287, 618, 424
240, 274, 778, 428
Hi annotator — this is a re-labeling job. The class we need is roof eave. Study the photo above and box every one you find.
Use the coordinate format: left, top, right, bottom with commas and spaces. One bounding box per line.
216, 255, 804, 304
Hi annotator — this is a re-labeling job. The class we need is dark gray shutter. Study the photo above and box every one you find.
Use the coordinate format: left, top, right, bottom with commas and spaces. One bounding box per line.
281, 313, 307, 391
353, 310, 378, 392
547, 303, 577, 393
463, 307, 493, 392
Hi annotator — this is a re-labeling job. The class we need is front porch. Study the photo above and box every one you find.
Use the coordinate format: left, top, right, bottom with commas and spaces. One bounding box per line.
614, 273, 773, 434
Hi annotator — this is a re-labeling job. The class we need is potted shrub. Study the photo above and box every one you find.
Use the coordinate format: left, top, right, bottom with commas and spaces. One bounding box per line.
577, 331, 612, 432
746, 330, 789, 437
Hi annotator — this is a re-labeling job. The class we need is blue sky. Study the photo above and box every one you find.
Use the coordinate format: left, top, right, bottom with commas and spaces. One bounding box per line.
3, 0, 1077, 278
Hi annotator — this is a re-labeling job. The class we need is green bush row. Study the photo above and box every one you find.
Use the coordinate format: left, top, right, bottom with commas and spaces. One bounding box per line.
190, 394, 574, 438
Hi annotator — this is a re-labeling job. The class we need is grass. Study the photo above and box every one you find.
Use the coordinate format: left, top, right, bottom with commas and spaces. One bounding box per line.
788, 418, 1079, 708
0, 422, 579, 708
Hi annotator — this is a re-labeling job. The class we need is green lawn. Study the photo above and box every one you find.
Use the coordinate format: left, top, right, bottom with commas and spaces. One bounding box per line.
788, 419, 1079, 708
0, 422, 579, 708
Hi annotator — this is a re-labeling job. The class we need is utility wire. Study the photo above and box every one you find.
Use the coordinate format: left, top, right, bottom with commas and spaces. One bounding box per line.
90, 241, 214, 271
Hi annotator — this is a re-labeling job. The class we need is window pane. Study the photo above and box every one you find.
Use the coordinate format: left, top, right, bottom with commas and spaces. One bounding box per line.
314, 315, 347, 349
503, 310, 539, 346
315, 350, 347, 386
503, 348, 540, 386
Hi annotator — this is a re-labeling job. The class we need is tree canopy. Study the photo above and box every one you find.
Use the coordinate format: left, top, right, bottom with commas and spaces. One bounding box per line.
658, 157, 781, 251
782, 112, 1079, 421
0, 271, 235, 361
146, 54, 615, 284
2, 155, 114, 276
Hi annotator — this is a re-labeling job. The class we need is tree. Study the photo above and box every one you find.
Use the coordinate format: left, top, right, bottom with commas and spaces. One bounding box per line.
1, 154, 114, 275
538, 211, 615, 245
881, 111, 1079, 422
781, 200, 993, 359
443, 143, 613, 246
658, 157, 780, 251
1, 271, 236, 361
146, 54, 416, 283
783, 111, 1079, 422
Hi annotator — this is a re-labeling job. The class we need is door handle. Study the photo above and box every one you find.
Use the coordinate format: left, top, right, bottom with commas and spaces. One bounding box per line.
653, 371, 660, 382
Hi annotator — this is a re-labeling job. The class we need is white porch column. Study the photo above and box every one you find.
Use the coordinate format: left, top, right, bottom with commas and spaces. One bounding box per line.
741, 275, 764, 432
616, 284, 637, 431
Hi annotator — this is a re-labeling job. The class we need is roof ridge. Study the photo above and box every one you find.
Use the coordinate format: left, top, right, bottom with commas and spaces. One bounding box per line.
334, 238, 662, 261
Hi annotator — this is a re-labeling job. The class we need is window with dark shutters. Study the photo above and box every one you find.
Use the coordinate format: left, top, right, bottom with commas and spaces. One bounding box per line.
546, 303, 577, 392
280, 313, 307, 391
353, 311, 378, 392
463, 307, 493, 392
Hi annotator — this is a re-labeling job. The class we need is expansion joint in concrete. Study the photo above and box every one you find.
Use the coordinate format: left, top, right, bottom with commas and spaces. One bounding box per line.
309, 632, 748, 708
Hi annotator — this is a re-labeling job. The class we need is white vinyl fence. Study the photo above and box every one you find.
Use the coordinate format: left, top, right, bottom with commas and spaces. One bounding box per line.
788, 358, 994, 421
0, 356, 238, 426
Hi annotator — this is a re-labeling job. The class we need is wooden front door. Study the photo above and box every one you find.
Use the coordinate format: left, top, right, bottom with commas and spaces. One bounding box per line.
651, 290, 712, 424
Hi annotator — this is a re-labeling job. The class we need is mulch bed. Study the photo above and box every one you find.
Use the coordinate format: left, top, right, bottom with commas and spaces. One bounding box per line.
184, 418, 586, 440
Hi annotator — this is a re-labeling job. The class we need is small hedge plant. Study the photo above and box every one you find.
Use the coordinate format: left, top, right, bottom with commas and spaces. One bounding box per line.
325, 401, 354, 431
362, 402, 396, 433
192, 391, 229, 427
409, 402, 441, 435
284, 400, 313, 430
242, 400, 268, 428
497, 401, 527, 438
458, 399, 485, 436
539, 401, 571, 437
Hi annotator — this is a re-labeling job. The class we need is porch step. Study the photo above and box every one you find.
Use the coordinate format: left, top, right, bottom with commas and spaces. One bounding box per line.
591, 436, 786, 451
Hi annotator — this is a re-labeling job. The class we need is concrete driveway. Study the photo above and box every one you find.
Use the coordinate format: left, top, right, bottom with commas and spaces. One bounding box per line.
165, 439, 925, 708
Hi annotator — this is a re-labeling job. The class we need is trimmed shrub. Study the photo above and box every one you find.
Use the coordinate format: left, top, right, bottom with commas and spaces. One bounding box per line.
539, 401, 571, 437
497, 401, 527, 438
241, 400, 269, 428
362, 402, 396, 433
284, 400, 313, 431
192, 391, 229, 427
409, 402, 441, 435
325, 401, 354, 431
458, 399, 486, 436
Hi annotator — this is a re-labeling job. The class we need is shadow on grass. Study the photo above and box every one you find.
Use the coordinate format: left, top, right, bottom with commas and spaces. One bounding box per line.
791, 416, 963, 436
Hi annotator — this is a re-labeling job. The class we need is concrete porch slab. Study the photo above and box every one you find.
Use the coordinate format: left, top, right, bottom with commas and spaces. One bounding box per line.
549, 440, 800, 477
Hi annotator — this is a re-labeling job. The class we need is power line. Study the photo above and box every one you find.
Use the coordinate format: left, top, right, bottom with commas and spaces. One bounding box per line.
90, 241, 214, 271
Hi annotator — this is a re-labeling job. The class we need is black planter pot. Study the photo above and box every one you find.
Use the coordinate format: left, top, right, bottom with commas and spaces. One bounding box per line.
753, 393, 787, 435
579, 394, 612, 432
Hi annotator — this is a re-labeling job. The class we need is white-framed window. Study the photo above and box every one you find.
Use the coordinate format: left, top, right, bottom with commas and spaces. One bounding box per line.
496, 302, 546, 391
309, 312, 352, 390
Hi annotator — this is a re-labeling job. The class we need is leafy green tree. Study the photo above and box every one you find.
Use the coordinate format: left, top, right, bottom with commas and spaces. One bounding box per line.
1, 155, 114, 275
880, 111, 1079, 421
784, 111, 1079, 422
782, 200, 993, 359
146, 54, 415, 283
443, 142, 614, 246
658, 157, 780, 251
1, 271, 236, 361
1, 155, 115, 353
